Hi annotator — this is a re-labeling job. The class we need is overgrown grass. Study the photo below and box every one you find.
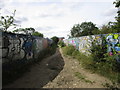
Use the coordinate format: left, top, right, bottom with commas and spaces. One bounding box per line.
62, 45, 120, 86
62, 45, 93, 68
3, 43, 57, 86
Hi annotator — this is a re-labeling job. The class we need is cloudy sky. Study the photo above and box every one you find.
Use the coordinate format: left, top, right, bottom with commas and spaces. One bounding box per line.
0, 0, 118, 38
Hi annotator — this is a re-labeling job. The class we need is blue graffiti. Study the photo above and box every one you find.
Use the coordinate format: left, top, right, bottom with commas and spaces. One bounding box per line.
22, 39, 33, 56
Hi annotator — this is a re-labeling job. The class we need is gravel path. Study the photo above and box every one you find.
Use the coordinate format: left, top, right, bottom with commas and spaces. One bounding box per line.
3, 48, 112, 88
43, 48, 112, 88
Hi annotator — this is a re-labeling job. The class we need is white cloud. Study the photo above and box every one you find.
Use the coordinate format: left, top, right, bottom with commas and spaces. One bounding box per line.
103, 7, 117, 16
0, 0, 117, 38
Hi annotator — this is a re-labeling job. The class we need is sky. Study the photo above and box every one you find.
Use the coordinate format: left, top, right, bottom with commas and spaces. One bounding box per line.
0, 0, 118, 39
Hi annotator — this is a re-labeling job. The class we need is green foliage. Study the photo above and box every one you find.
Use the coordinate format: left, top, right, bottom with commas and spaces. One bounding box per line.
70, 22, 99, 37
74, 72, 94, 84
90, 38, 107, 62
80, 22, 98, 36
89, 37, 120, 83
99, 22, 120, 34
13, 27, 35, 35
62, 39, 120, 84
70, 24, 81, 37
112, 0, 120, 33
113, 0, 120, 8
13, 28, 44, 37
0, 10, 16, 31
32, 31, 44, 37
51, 36, 59, 45
58, 41, 65, 47
62, 45, 75, 55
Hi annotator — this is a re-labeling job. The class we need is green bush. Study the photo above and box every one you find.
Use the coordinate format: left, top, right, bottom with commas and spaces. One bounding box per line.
58, 41, 65, 47
62, 45, 93, 67
62, 45, 75, 55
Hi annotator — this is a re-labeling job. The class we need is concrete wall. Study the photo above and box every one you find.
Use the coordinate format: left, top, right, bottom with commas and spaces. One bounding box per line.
1, 31, 52, 64
64, 33, 120, 58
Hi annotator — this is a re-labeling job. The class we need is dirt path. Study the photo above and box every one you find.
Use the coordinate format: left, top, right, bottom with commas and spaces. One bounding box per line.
43, 48, 112, 88
4, 48, 112, 88
3, 48, 65, 88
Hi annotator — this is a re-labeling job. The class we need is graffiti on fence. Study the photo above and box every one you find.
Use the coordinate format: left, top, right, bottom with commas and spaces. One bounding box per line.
105, 33, 120, 62
64, 33, 120, 62
106, 34, 120, 54
64, 35, 102, 54
2, 32, 50, 63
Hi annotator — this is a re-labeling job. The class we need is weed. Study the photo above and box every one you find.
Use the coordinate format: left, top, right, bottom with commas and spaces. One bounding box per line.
74, 72, 94, 84
58, 41, 66, 47
62, 45, 75, 56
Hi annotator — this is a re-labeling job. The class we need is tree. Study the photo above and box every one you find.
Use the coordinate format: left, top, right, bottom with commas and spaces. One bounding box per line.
0, 10, 16, 31
80, 22, 98, 36
99, 25, 111, 34
32, 31, 44, 37
70, 24, 82, 37
51, 36, 59, 44
70, 22, 99, 37
24, 27, 35, 34
113, 0, 120, 32
113, 0, 120, 8
13, 27, 35, 35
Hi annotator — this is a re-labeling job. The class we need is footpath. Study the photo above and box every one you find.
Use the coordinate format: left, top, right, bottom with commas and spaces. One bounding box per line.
44, 48, 112, 88
4, 48, 112, 88
3, 48, 64, 88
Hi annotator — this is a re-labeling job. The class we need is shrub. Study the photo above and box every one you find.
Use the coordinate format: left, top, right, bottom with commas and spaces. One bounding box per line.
58, 41, 65, 47
62, 45, 75, 55
90, 36, 120, 84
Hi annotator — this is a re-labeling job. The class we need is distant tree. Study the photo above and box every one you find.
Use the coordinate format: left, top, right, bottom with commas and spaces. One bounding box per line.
24, 27, 35, 34
32, 31, 44, 37
80, 22, 98, 36
67, 34, 72, 39
99, 25, 111, 34
51, 36, 59, 44
0, 10, 17, 31
70, 24, 82, 37
13, 28, 24, 33
13, 27, 35, 35
70, 22, 99, 37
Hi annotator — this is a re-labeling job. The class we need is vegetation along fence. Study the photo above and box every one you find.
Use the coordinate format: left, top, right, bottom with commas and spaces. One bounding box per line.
63, 33, 120, 62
